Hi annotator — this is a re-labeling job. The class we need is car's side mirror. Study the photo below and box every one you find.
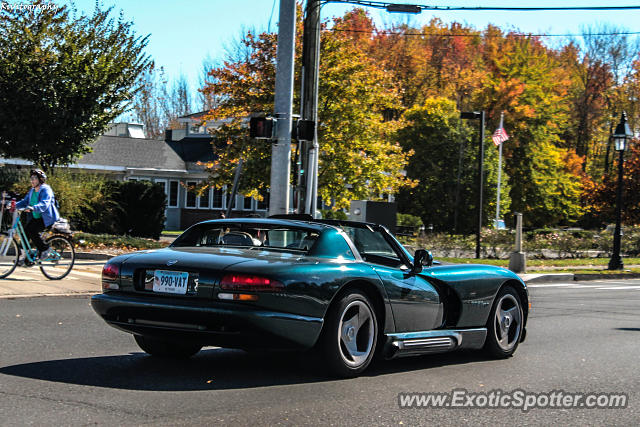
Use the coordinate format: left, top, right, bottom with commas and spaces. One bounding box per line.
412, 249, 433, 274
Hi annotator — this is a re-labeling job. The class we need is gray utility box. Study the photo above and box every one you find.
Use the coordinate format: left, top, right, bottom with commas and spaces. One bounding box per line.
349, 200, 397, 233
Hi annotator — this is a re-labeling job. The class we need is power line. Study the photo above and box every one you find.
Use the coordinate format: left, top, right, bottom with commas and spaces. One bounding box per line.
328, 27, 640, 38
322, 0, 640, 12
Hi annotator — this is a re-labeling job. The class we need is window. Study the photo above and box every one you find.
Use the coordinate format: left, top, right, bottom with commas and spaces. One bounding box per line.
257, 191, 268, 211
212, 187, 224, 209
340, 225, 402, 267
199, 187, 211, 209
185, 181, 197, 208
168, 181, 179, 207
243, 196, 253, 210
172, 222, 319, 252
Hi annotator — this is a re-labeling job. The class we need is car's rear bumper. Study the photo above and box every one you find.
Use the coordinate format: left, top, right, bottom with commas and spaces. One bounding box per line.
91, 293, 323, 349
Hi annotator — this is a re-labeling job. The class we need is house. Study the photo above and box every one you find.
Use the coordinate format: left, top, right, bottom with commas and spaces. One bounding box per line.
0, 117, 269, 231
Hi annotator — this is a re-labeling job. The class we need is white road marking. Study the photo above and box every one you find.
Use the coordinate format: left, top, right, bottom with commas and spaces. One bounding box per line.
0, 267, 100, 282
528, 282, 640, 290
527, 283, 576, 287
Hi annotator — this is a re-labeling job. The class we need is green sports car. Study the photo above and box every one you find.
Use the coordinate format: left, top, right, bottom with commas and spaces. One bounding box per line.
91, 217, 528, 377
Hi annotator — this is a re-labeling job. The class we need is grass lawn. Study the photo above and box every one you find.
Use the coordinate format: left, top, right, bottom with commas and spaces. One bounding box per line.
526, 268, 640, 275
438, 257, 640, 268
161, 230, 184, 236
73, 232, 170, 251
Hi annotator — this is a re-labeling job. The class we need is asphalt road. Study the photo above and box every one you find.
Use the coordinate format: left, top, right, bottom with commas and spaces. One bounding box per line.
0, 280, 639, 426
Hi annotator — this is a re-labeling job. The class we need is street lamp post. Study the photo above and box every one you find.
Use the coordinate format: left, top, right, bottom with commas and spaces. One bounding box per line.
460, 111, 485, 259
608, 112, 632, 270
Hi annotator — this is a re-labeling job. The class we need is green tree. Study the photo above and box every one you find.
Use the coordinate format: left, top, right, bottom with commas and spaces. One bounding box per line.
0, 1, 151, 171
396, 97, 510, 233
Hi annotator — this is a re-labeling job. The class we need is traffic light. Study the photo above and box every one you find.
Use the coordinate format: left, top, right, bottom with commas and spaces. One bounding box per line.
294, 120, 315, 141
250, 116, 315, 141
250, 117, 275, 139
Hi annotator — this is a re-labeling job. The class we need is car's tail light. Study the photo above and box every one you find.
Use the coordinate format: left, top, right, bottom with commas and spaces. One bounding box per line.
102, 262, 120, 290
219, 274, 284, 292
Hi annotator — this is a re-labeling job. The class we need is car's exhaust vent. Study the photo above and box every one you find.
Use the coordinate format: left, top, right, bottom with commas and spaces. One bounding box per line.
388, 335, 458, 358
402, 337, 455, 349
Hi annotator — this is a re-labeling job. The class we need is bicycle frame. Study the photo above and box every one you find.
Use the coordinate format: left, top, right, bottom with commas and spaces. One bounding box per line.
0, 209, 38, 263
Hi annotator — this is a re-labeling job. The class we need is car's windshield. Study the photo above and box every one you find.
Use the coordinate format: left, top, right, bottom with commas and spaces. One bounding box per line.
172, 222, 320, 252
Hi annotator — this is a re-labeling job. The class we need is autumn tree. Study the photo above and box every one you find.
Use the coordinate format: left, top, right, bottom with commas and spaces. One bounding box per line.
557, 41, 611, 172
0, 1, 151, 170
476, 32, 584, 226
583, 142, 640, 225
200, 11, 414, 207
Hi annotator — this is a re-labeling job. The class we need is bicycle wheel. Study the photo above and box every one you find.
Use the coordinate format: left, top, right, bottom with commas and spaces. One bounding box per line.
0, 234, 19, 279
39, 235, 75, 280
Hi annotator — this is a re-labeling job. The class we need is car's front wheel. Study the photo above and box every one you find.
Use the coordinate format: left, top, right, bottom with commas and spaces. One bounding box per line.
321, 290, 378, 377
134, 335, 202, 358
484, 286, 523, 358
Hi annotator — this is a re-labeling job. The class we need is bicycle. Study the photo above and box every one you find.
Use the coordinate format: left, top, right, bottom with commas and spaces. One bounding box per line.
0, 196, 75, 280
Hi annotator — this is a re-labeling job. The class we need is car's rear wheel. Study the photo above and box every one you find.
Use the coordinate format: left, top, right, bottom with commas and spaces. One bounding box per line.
134, 335, 202, 358
484, 285, 523, 358
321, 290, 378, 377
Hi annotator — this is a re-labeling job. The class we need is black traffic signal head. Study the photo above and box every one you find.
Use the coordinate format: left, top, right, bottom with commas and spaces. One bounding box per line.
250, 117, 275, 139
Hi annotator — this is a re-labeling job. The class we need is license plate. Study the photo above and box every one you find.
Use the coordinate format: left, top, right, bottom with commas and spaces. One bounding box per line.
153, 270, 189, 294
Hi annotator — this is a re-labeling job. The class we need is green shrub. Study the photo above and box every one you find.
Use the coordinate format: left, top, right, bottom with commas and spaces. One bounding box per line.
113, 181, 166, 239
321, 209, 348, 220
0, 167, 27, 193
397, 213, 423, 228
72, 180, 166, 239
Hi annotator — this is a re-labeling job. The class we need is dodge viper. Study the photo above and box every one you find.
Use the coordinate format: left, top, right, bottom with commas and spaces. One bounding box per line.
91, 217, 528, 377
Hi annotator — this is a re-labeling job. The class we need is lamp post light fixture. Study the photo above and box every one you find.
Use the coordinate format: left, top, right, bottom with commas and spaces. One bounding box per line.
608, 112, 632, 270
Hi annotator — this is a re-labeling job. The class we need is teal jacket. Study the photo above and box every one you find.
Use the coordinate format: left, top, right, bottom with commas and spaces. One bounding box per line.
16, 184, 60, 227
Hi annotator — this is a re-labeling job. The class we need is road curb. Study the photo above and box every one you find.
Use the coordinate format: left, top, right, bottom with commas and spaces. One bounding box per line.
74, 252, 112, 261
573, 272, 640, 281
522, 272, 640, 283
521, 274, 574, 284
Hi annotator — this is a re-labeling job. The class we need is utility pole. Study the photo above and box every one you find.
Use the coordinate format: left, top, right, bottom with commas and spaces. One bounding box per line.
269, 0, 297, 216
299, 0, 321, 216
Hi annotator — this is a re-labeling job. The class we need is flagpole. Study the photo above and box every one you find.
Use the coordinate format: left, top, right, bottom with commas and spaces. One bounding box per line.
496, 112, 504, 225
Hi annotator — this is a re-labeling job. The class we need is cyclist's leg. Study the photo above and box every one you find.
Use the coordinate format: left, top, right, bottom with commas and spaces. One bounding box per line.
23, 215, 48, 253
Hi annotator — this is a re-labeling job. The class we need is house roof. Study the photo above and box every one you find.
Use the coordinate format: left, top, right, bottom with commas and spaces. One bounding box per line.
79, 135, 187, 171
166, 137, 216, 163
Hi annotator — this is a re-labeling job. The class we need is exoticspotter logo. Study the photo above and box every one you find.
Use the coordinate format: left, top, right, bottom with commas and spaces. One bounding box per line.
398, 389, 628, 412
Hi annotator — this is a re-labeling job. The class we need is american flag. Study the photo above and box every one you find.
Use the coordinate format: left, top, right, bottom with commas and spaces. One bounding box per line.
492, 126, 509, 146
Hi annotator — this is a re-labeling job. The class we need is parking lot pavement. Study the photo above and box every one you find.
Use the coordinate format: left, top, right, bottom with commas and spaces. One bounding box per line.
0, 260, 103, 298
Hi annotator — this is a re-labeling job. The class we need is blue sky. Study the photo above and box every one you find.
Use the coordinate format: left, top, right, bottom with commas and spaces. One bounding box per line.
65, 0, 640, 94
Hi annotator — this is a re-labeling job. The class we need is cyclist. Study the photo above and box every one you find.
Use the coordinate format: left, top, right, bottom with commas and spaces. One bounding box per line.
14, 169, 60, 260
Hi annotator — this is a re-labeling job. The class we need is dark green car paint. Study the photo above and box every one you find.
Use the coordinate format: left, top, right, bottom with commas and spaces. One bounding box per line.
92, 218, 528, 352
